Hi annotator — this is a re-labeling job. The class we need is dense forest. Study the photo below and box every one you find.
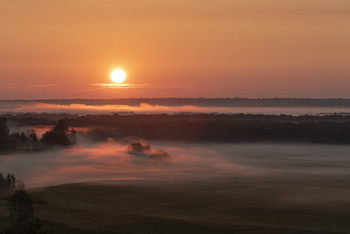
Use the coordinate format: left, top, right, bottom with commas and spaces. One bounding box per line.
2, 113, 350, 144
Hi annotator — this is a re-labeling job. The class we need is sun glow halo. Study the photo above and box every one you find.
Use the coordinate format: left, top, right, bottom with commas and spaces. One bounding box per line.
111, 69, 126, 83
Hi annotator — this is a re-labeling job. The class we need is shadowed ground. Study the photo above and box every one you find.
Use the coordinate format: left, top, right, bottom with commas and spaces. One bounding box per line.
2, 176, 349, 234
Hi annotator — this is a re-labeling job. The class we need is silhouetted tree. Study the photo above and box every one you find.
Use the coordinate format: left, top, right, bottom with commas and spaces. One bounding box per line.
0, 173, 16, 190
0, 118, 10, 138
28, 131, 38, 143
3, 187, 49, 234
0, 173, 4, 186
19, 133, 27, 143
41, 130, 71, 146
53, 119, 68, 134
67, 128, 77, 144
41, 119, 75, 146
5, 174, 16, 189
27, 131, 38, 152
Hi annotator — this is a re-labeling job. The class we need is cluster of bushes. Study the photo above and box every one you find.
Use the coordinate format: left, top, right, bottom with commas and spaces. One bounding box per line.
128, 142, 151, 154
0, 173, 16, 191
0, 118, 76, 153
128, 142, 171, 160
0, 118, 35, 152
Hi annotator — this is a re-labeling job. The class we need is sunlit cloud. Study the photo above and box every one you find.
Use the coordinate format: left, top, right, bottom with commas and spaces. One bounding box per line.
30, 84, 56, 88
1, 83, 24, 90
91, 83, 191, 90
92, 83, 150, 89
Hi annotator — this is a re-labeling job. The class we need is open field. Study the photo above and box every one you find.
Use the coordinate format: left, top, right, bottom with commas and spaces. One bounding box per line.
2, 176, 350, 233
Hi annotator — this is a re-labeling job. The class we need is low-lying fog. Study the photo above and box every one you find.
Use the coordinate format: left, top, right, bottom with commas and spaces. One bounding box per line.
1, 140, 350, 188
2, 101, 350, 115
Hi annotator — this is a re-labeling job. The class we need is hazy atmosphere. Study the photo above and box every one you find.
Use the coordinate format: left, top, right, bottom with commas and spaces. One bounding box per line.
1, 1, 350, 233
1, 0, 350, 98
1, 141, 349, 188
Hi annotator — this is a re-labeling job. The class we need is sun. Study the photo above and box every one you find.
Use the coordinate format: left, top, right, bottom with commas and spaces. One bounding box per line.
110, 69, 126, 83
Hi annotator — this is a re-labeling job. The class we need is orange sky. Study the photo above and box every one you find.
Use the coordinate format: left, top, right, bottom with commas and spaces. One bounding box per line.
1, 0, 350, 99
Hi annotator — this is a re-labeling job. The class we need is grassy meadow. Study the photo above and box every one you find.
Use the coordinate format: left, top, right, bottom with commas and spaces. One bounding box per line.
2, 176, 349, 233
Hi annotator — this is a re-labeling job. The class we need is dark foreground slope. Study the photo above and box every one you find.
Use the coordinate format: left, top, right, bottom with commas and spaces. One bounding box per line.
1, 177, 349, 234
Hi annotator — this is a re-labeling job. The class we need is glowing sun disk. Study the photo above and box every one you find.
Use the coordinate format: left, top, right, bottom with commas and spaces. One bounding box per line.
111, 69, 126, 83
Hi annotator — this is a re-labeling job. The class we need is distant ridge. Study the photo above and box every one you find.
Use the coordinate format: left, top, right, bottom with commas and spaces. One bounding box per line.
2, 98, 350, 107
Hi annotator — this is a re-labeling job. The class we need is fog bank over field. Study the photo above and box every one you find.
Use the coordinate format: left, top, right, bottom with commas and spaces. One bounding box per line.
1, 141, 350, 188
2, 100, 350, 115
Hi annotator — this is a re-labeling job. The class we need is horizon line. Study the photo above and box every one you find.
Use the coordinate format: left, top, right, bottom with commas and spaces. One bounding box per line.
2, 97, 350, 101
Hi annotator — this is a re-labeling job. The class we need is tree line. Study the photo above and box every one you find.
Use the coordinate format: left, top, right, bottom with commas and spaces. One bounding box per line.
0, 118, 76, 153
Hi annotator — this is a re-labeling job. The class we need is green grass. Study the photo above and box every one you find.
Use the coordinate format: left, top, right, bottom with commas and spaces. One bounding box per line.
1, 177, 350, 233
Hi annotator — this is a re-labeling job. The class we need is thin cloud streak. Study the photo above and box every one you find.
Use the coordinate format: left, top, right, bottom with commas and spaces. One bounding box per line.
1, 83, 24, 90
92, 83, 150, 89
0, 83, 56, 89
91, 83, 191, 89
30, 84, 56, 88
